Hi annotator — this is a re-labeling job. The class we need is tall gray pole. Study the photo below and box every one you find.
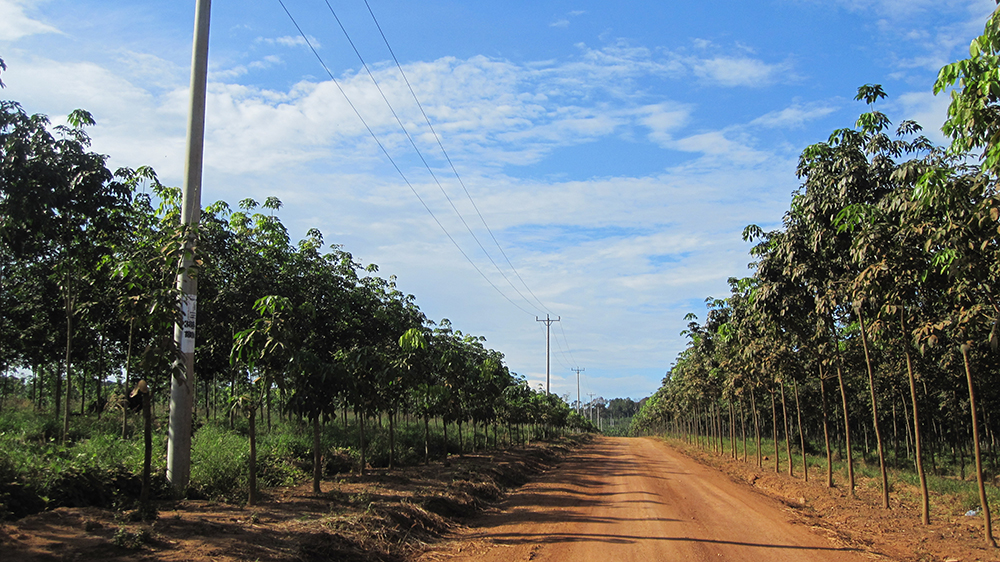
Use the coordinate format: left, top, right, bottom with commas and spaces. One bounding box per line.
536, 315, 560, 394
572, 367, 584, 414
168, 0, 211, 493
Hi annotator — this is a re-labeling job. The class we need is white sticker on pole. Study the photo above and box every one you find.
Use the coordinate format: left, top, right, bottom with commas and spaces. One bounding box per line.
180, 294, 197, 354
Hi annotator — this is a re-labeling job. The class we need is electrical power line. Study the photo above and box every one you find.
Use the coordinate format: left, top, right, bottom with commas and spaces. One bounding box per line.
556, 320, 579, 367
278, 1, 586, 374
322, 0, 543, 316
276, 0, 533, 316
362, 0, 553, 317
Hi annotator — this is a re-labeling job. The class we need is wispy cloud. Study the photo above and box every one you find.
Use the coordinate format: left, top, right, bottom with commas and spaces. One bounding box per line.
0, 0, 59, 40
750, 102, 838, 128
692, 56, 789, 87
256, 35, 321, 49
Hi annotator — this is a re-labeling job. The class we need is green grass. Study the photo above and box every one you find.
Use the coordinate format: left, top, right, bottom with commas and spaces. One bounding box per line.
0, 404, 546, 519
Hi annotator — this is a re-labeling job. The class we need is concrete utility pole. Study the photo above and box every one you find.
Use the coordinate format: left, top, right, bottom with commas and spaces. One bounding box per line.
535, 315, 560, 394
588, 392, 595, 423
167, 0, 211, 493
571, 367, 584, 414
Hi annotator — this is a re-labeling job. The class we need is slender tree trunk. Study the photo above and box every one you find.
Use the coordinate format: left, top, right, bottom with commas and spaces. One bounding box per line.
794, 379, 807, 482
140, 383, 152, 505
424, 414, 430, 465
820, 367, 833, 488
740, 397, 748, 463
892, 401, 899, 467
961, 343, 996, 547
751, 386, 762, 468
388, 409, 396, 470
265, 385, 272, 432
780, 382, 793, 477
359, 410, 366, 476
55, 362, 62, 421
443, 419, 449, 456
901, 390, 913, 462
771, 389, 780, 474
312, 416, 322, 494
902, 310, 929, 524
730, 401, 737, 459
62, 294, 74, 444
857, 308, 889, 509
248, 408, 258, 506
711, 404, 718, 453
834, 337, 856, 494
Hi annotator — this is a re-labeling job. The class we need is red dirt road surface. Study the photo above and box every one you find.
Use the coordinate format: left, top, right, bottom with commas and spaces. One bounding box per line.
419, 436, 866, 562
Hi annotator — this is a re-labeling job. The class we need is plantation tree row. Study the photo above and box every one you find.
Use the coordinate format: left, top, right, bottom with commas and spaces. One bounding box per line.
631, 8, 1000, 547
0, 97, 591, 501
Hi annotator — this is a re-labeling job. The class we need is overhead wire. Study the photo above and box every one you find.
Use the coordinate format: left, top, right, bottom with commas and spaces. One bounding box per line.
359, 0, 589, 381
321, 0, 544, 316
279, 0, 584, 376
275, 0, 533, 316
362, 0, 553, 317
556, 320, 579, 367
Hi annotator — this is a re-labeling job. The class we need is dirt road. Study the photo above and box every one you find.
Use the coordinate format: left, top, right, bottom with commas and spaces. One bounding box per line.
419, 437, 869, 562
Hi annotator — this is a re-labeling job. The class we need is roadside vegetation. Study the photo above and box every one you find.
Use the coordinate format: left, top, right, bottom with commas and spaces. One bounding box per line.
0, 97, 593, 521
631, 7, 1000, 547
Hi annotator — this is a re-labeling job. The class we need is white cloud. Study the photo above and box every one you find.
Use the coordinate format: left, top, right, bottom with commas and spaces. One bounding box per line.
751, 102, 838, 128
692, 56, 789, 87
636, 102, 692, 145
0, 0, 59, 41
550, 19, 570, 28
257, 35, 320, 49
896, 90, 952, 144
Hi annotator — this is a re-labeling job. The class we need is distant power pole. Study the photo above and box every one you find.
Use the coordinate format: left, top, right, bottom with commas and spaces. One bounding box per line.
535, 315, 560, 394
588, 392, 595, 423
571, 367, 584, 414
168, 0, 211, 494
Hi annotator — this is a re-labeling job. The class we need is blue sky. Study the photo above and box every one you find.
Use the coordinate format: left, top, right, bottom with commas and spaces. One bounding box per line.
1, 0, 994, 402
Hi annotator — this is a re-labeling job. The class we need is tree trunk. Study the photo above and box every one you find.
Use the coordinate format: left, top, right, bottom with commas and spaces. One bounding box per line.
834, 340, 856, 494
961, 343, 996, 547
751, 386, 762, 468
740, 397, 748, 463
443, 419, 449, 457
55, 362, 62, 421
140, 383, 152, 505
388, 409, 396, 470
771, 389, 780, 474
794, 379, 807, 482
902, 309, 929, 524
359, 410, 366, 476
730, 401, 737, 459
424, 415, 430, 465
312, 415, 322, 494
265, 384, 272, 432
780, 382, 793, 477
62, 294, 74, 444
820, 367, 833, 488
248, 407, 258, 506
857, 308, 889, 509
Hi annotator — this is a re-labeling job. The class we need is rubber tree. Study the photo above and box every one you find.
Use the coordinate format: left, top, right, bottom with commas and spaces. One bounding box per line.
0, 102, 132, 440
